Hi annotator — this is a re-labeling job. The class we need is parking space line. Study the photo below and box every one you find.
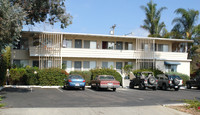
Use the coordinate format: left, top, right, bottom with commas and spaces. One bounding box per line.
57, 88, 63, 93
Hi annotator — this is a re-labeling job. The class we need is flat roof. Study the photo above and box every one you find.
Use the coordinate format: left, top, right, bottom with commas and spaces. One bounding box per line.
22, 31, 194, 43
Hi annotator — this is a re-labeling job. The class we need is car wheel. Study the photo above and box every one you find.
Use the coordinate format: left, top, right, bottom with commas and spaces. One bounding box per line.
113, 88, 116, 92
82, 87, 85, 90
152, 87, 157, 91
63, 86, 66, 89
186, 83, 191, 89
139, 83, 145, 90
175, 87, 179, 91
162, 84, 167, 91
96, 84, 99, 91
129, 82, 134, 89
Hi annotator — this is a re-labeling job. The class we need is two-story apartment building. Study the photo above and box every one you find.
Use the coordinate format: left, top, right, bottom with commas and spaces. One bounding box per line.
11, 31, 193, 76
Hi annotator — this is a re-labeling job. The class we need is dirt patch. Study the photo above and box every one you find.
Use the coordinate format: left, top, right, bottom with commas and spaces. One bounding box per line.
168, 106, 200, 115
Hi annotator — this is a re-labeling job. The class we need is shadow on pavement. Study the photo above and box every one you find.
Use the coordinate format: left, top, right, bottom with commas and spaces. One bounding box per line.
1, 88, 31, 93
88, 88, 116, 92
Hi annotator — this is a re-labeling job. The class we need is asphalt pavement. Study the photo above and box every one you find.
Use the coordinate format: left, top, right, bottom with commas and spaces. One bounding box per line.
0, 87, 199, 108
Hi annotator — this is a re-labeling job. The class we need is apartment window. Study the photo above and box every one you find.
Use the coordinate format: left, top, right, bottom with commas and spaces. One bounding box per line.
102, 62, 114, 68
84, 40, 97, 49
75, 40, 82, 48
13, 60, 29, 67
33, 38, 40, 46
102, 41, 114, 49
116, 42, 123, 50
125, 42, 133, 50
90, 61, 96, 69
116, 62, 123, 73
63, 39, 72, 48
151, 43, 157, 51
33, 61, 39, 67
141, 43, 149, 51
165, 65, 177, 72
158, 44, 169, 52
83, 61, 90, 69
48, 60, 52, 68
14, 38, 29, 50
74, 61, 82, 70
140, 62, 154, 69
63, 61, 72, 72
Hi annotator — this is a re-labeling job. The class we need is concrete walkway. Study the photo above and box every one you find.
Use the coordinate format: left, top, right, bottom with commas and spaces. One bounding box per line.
0, 106, 190, 115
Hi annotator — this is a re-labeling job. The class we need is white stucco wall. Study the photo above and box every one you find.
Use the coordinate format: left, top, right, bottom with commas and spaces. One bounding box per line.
177, 61, 190, 76
156, 60, 190, 76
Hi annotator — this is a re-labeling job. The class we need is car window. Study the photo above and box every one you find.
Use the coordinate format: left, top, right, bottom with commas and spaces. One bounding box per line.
169, 75, 181, 80
69, 75, 82, 79
99, 76, 114, 80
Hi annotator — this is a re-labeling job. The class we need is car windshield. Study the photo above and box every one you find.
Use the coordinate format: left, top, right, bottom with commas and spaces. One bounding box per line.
141, 73, 153, 77
99, 76, 114, 80
169, 75, 181, 80
69, 75, 82, 79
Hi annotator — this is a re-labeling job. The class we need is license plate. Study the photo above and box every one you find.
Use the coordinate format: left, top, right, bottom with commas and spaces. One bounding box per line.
175, 86, 178, 88
75, 83, 80, 86
108, 83, 113, 85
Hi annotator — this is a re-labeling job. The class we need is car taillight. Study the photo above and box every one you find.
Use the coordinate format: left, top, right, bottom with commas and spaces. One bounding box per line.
168, 80, 171, 84
83, 80, 85, 82
68, 79, 72, 82
156, 80, 158, 82
182, 80, 183, 84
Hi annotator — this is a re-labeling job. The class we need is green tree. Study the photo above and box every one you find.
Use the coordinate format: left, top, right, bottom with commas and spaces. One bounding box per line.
141, 0, 167, 37
0, 0, 26, 52
172, 8, 199, 40
10, 0, 72, 29
2, 46, 11, 69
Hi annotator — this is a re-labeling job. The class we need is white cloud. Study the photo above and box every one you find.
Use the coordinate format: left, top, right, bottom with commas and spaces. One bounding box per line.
130, 28, 149, 37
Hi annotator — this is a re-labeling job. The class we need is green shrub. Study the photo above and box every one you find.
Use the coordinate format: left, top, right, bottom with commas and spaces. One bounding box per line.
90, 68, 122, 84
183, 99, 200, 110
25, 66, 40, 85
133, 69, 163, 76
10, 68, 26, 85
69, 71, 91, 85
0, 55, 7, 86
38, 68, 67, 86
166, 72, 190, 85
0, 96, 5, 108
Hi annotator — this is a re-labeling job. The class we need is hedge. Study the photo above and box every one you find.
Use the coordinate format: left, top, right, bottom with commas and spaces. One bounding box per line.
69, 71, 91, 86
25, 66, 40, 85
38, 68, 67, 86
133, 69, 164, 76
166, 72, 190, 85
10, 68, 26, 85
90, 68, 122, 84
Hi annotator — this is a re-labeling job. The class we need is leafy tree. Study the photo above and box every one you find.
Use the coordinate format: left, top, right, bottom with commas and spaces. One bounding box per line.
2, 46, 11, 69
10, 0, 72, 29
0, 0, 26, 52
172, 8, 199, 40
141, 0, 167, 37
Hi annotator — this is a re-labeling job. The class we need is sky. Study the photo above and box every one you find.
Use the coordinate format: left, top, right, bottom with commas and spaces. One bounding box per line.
23, 0, 200, 37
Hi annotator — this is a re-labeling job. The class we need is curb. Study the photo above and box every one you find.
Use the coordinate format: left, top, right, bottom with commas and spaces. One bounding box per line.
162, 103, 189, 107
4, 85, 92, 89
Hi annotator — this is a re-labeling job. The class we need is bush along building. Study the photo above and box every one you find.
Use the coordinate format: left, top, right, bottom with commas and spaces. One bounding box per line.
11, 31, 193, 78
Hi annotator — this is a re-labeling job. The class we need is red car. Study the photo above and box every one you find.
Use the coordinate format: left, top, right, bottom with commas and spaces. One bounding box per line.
90, 75, 120, 91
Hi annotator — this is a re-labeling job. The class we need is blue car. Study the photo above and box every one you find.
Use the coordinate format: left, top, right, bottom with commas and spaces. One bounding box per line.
64, 75, 86, 90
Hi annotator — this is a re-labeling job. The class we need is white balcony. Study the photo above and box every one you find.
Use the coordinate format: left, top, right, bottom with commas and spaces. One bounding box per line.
29, 47, 188, 61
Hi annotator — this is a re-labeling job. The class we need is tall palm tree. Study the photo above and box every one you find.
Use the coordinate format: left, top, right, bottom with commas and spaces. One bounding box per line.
172, 8, 199, 40
141, 0, 167, 37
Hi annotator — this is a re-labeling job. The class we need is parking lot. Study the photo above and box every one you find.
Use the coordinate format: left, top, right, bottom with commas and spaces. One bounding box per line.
0, 87, 200, 108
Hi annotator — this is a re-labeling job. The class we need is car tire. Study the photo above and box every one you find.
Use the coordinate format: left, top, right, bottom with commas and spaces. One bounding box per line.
82, 87, 85, 90
129, 82, 134, 89
186, 83, 191, 89
96, 84, 99, 91
113, 88, 116, 92
162, 84, 167, 91
152, 87, 157, 91
175, 87, 179, 91
139, 83, 145, 90
63, 86, 66, 89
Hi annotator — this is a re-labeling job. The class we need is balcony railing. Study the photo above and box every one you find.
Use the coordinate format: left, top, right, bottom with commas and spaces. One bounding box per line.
29, 47, 189, 60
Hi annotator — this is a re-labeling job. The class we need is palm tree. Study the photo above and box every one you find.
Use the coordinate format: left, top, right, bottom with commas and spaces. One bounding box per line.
141, 0, 167, 37
172, 8, 199, 40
